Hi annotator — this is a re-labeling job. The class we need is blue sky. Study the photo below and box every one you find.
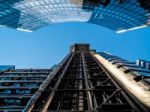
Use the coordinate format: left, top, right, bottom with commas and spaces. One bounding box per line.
0, 22, 150, 68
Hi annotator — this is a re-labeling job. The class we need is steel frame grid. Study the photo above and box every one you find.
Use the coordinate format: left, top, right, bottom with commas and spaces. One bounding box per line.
0, 0, 150, 32
0, 69, 50, 112
26, 51, 141, 112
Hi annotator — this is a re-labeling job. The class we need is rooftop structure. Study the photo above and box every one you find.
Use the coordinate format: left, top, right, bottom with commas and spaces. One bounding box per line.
0, 0, 150, 33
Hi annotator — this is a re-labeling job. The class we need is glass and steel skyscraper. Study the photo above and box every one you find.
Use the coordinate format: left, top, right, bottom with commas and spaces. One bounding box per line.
0, 0, 150, 33
0, 44, 150, 112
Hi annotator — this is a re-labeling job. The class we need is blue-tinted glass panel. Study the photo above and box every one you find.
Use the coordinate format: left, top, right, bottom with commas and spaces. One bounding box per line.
0, 0, 149, 32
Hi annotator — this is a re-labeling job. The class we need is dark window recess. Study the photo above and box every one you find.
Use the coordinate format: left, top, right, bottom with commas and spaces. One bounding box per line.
82, 0, 111, 7
138, 0, 150, 11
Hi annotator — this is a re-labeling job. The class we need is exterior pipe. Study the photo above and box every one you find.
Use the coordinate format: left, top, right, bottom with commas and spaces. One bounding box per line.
92, 53, 150, 112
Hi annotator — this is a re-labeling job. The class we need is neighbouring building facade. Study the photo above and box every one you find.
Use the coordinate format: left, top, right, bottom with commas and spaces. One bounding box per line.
0, 0, 150, 33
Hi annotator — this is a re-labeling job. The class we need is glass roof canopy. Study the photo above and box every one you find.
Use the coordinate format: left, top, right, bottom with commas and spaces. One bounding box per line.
0, 0, 150, 33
